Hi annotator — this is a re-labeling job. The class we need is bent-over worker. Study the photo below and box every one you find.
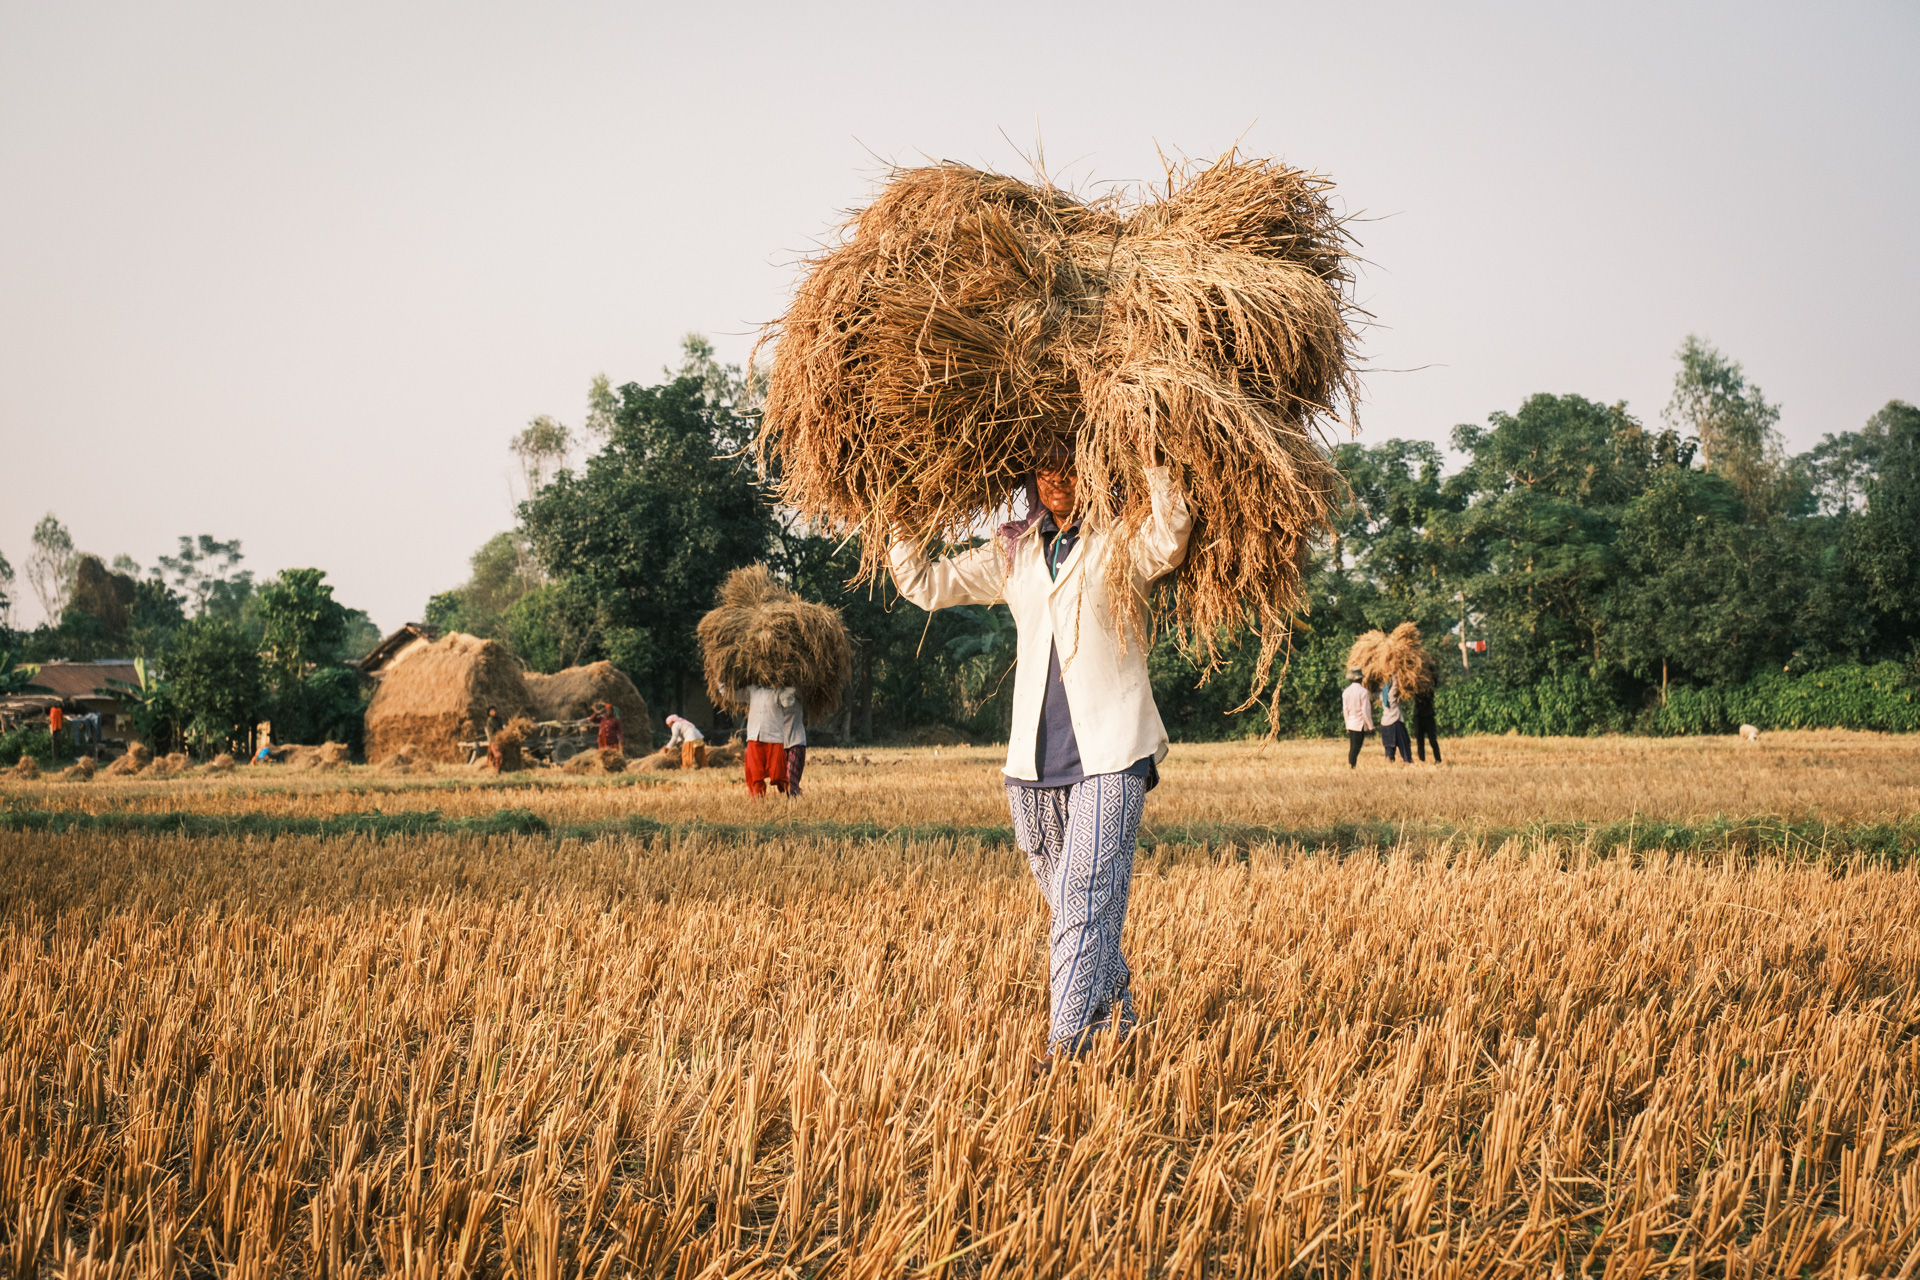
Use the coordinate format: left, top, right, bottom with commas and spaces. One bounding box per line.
665, 714, 707, 770
889, 445, 1191, 1059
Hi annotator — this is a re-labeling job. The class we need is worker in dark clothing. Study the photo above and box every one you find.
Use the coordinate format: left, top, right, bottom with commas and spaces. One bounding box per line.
485, 707, 503, 741
1412, 687, 1442, 764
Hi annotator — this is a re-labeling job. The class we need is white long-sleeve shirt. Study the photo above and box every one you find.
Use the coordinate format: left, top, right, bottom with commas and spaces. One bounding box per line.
664, 717, 705, 748
743, 686, 802, 746
1342, 682, 1375, 732
889, 467, 1192, 781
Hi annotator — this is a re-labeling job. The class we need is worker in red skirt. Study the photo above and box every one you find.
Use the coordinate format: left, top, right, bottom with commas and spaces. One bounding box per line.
739, 685, 799, 797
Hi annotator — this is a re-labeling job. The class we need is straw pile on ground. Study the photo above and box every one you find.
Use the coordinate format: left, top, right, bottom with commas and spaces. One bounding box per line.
10, 756, 39, 780
1347, 622, 1437, 695
279, 742, 349, 771
61, 756, 95, 781
756, 151, 1359, 715
698, 566, 852, 720
524, 662, 650, 753
105, 743, 152, 776
206, 753, 235, 774
489, 718, 533, 773
377, 746, 425, 775
562, 747, 628, 775
364, 634, 535, 764
147, 752, 190, 779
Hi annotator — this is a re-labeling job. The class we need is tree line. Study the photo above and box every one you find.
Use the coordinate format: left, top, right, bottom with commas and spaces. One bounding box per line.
8, 333, 1912, 758
429, 335, 1918, 742
0, 526, 378, 758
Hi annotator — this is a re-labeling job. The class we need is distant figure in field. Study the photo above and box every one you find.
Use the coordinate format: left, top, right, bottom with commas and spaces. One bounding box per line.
485, 706, 503, 741
1380, 679, 1412, 763
590, 701, 623, 753
740, 685, 801, 797
1412, 686, 1442, 764
1342, 668, 1374, 768
665, 714, 707, 770
1740, 723, 1761, 743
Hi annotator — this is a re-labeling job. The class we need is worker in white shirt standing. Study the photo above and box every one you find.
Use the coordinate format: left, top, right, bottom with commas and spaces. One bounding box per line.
1342, 668, 1374, 768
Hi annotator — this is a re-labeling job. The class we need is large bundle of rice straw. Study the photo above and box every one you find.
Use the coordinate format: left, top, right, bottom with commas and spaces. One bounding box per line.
364, 633, 536, 764
524, 662, 650, 753
1346, 622, 1437, 696
757, 151, 1360, 715
697, 566, 852, 720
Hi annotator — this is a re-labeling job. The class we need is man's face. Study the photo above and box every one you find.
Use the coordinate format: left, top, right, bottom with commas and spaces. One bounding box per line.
1036, 465, 1078, 522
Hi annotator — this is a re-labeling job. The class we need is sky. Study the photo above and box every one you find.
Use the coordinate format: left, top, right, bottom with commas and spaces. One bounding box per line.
2, 0, 1915, 634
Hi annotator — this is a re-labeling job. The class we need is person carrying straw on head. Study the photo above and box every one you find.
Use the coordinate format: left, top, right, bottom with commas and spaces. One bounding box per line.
889, 442, 1191, 1060
740, 685, 800, 797
1379, 678, 1412, 763
1342, 668, 1374, 768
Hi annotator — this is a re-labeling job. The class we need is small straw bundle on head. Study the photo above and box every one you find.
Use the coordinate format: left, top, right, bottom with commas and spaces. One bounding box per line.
1346, 622, 1436, 695
757, 150, 1361, 718
698, 565, 853, 720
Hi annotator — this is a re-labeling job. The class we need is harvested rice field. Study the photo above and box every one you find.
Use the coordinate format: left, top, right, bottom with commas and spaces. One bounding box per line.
4, 732, 1919, 1277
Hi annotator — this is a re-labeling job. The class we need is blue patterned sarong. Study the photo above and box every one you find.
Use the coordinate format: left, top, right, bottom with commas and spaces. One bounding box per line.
1006, 771, 1147, 1055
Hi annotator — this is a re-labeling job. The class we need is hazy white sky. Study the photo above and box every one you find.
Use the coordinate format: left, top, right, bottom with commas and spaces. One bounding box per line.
3, 1, 1914, 633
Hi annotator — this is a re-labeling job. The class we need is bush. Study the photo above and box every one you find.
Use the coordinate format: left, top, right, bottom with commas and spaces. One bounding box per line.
1643, 662, 1920, 735
0, 724, 61, 767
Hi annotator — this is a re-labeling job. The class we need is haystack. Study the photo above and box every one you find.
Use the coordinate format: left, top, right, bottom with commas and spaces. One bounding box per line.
378, 745, 425, 775
524, 662, 650, 752
10, 756, 40, 780
698, 565, 852, 719
1346, 623, 1437, 697
206, 753, 236, 774
757, 152, 1359, 718
364, 633, 536, 764
489, 717, 533, 773
106, 742, 152, 776
62, 756, 96, 781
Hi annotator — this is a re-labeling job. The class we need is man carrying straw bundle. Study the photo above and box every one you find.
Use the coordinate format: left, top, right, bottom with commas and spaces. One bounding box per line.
890, 445, 1190, 1059
698, 564, 850, 799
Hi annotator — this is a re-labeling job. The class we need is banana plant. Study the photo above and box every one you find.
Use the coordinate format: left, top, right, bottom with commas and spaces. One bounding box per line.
107, 657, 172, 746
0, 651, 44, 697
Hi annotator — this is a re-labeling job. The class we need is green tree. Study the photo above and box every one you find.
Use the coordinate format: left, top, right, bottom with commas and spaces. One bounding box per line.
258, 568, 350, 677
1665, 336, 1787, 515
128, 578, 188, 660
157, 535, 253, 618
425, 532, 543, 640
0, 547, 14, 632
1846, 401, 1920, 645
521, 371, 776, 714
162, 617, 265, 757
25, 514, 78, 626
1445, 395, 1646, 684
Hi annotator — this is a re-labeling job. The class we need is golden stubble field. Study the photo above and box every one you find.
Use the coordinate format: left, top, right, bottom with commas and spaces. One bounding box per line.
4, 732, 1920, 1278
